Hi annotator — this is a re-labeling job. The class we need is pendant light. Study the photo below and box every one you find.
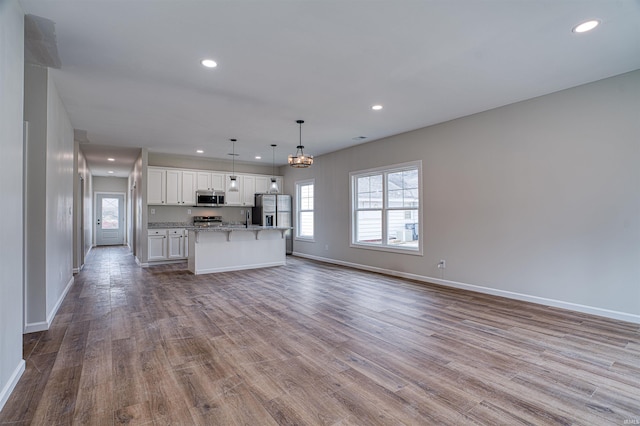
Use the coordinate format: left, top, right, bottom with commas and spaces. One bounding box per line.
228, 138, 239, 192
269, 144, 279, 193
288, 119, 313, 168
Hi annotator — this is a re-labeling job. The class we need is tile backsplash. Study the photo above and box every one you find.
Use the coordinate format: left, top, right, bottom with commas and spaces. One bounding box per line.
148, 206, 250, 224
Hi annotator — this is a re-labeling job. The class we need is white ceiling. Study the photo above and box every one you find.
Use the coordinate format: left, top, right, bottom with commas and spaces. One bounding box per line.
19, 0, 640, 177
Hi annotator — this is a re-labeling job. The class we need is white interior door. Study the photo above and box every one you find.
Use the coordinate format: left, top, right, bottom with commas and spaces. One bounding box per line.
96, 193, 125, 246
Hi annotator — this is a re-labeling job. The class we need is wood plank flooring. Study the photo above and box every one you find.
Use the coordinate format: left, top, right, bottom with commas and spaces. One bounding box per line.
1, 246, 638, 425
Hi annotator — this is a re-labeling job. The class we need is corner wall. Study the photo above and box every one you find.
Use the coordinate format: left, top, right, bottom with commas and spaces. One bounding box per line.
285, 70, 640, 323
23, 65, 75, 332
0, 0, 25, 411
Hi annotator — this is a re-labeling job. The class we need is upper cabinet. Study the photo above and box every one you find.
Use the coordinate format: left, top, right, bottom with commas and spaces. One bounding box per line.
181, 171, 197, 205
255, 176, 270, 194
147, 167, 166, 204
147, 166, 282, 207
242, 175, 256, 206
149, 167, 197, 206
255, 175, 283, 195
196, 172, 225, 192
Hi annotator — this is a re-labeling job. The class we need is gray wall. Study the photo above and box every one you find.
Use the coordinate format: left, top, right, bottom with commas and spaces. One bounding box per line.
149, 152, 273, 175
24, 64, 47, 326
0, 0, 25, 411
93, 176, 128, 193
73, 143, 92, 271
284, 70, 640, 322
23, 64, 75, 331
44, 71, 74, 317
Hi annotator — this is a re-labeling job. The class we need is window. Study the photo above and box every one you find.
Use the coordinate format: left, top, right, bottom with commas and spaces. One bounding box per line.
351, 161, 421, 254
296, 179, 314, 240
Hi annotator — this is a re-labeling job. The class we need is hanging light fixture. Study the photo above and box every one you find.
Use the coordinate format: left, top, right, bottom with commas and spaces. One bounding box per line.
228, 138, 239, 192
269, 144, 279, 193
288, 119, 313, 168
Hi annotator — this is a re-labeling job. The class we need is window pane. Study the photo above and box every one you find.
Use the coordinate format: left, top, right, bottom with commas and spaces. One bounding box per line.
357, 175, 383, 208
297, 181, 314, 239
299, 212, 314, 237
356, 210, 382, 244
300, 184, 314, 211
387, 169, 419, 208
387, 210, 419, 248
102, 198, 119, 229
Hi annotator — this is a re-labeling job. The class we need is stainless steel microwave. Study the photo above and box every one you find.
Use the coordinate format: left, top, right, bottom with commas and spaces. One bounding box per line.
196, 190, 225, 207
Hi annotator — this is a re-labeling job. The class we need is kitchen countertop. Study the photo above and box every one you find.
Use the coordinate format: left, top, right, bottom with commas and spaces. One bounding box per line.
148, 222, 191, 229
190, 225, 291, 232
148, 222, 291, 232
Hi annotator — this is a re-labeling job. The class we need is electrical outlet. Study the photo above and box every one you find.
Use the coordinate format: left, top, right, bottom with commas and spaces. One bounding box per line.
438, 260, 446, 269
150, 208, 155, 215
187, 209, 192, 214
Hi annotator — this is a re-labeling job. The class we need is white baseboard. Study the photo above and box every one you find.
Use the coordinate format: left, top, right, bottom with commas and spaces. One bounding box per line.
292, 252, 640, 325
0, 359, 25, 412
24, 321, 48, 333
24, 275, 75, 333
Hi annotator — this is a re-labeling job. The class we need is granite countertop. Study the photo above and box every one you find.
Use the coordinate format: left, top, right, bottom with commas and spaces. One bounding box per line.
147, 222, 191, 229
189, 225, 292, 232
148, 222, 291, 232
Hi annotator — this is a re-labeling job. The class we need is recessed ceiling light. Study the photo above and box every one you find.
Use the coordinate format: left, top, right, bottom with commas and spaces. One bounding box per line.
107, 171, 114, 174
196, 149, 204, 154
371, 105, 383, 111
107, 157, 115, 162
573, 20, 599, 33
255, 156, 262, 160
201, 59, 217, 68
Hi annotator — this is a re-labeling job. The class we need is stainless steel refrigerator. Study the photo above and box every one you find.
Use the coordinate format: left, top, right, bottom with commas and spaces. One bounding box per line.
253, 194, 292, 254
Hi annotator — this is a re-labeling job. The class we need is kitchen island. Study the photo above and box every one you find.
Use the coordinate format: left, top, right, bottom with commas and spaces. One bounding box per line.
187, 225, 291, 275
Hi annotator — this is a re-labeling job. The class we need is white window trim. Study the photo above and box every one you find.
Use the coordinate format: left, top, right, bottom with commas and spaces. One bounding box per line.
350, 160, 423, 256
295, 178, 315, 242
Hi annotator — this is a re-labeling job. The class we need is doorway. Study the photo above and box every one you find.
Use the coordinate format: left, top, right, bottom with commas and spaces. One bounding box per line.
95, 193, 125, 246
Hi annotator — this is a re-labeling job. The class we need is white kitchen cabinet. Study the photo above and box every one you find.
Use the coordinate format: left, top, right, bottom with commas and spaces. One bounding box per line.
242, 175, 256, 206
165, 169, 182, 205
165, 169, 197, 205
197, 172, 225, 191
255, 175, 283, 194
147, 168, 166, 204
196, 172, 211, 190
150, 166, 282, 207
181, 171, 197, 205
211, 173, 225, 191
255, 176, 270, 194
167, 229, 185, 259
148, 229, 168, 260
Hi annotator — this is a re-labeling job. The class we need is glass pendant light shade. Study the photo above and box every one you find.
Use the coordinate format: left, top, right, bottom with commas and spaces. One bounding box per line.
228, 176, 238, 192
288, 120, 313, 168
228, 139, 239, 192
269, 177, 279, 193
269, 144, 279, 193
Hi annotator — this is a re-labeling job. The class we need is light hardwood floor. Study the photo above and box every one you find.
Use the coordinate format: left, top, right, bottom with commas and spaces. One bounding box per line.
1, 246, 638, 425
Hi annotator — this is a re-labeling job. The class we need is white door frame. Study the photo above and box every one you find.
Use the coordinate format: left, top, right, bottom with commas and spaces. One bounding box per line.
94, 191, 127, 246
